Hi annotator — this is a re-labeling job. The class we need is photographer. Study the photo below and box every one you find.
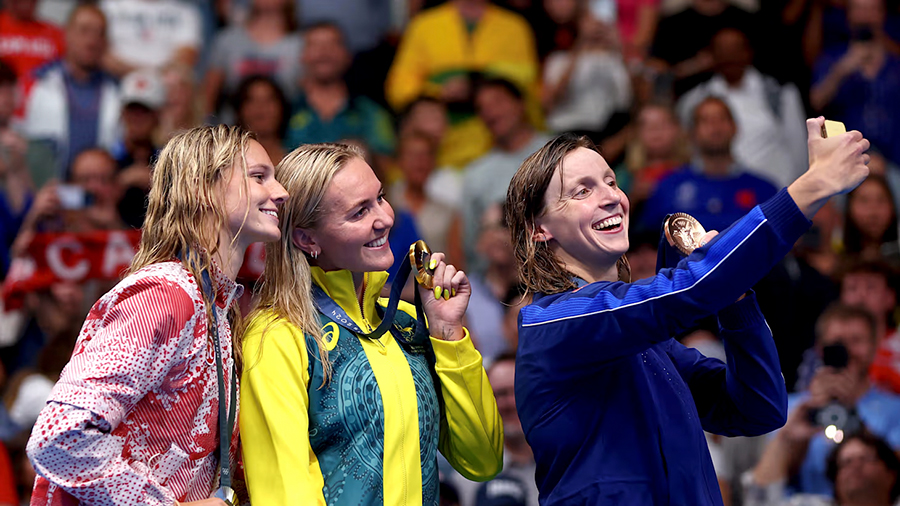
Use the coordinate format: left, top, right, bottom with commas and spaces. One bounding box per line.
12, 148, 123, 252
746, 304, 900, 501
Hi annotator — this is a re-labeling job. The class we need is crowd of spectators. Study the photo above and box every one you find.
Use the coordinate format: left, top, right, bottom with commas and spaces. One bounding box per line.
1, 0, 900, 504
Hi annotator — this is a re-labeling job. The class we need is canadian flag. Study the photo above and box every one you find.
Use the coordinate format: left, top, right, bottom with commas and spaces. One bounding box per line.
2, 231, 267, 308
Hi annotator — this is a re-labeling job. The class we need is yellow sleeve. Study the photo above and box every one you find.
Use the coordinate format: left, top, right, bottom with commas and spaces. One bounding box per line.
488, 15, 540, 91
385, 17, 441, 111
432, 331, 504, 481
240, 313, 326, 506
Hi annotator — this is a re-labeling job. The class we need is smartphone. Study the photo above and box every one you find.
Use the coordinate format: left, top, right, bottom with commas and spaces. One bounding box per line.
589, 0, 617, 24
57, 184, 92, 210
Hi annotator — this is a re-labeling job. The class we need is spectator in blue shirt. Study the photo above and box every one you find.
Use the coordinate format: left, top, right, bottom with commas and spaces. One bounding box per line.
640, 96, 778, 233
748, 303, 900, 499
810, 0, 900, 166
23, 5, 121, 182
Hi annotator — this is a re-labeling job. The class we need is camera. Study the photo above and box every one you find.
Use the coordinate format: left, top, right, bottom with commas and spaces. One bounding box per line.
807, 342, 862, 438
822, 342, 849, 369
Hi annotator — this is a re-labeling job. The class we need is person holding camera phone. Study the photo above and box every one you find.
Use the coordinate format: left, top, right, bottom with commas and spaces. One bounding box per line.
810, 0, 900, 166
10, 148, 124, 261
747, 303, 900, 500
504, 116, 869, 506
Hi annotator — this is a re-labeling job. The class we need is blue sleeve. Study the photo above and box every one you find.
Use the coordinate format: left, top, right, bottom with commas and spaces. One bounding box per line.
519, 189, 810, 369
666, 292, 788, 437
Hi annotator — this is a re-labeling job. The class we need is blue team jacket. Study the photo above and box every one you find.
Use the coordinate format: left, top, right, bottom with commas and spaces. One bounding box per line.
516, 189, 810, 505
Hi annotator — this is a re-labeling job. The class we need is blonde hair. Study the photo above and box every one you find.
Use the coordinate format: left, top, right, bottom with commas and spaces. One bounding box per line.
249, 142, 365, 383
506, 134, 630, 295
131, 125, 255, 362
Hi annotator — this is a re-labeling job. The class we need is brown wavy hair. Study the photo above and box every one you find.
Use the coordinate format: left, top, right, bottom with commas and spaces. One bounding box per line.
505, 133, 630, 295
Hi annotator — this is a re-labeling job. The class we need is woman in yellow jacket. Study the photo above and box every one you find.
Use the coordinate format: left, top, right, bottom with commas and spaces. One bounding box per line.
240, 142, 504, 505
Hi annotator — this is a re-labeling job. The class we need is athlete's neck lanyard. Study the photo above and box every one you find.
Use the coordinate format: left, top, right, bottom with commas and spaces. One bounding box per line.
199, 269, 237, 491
310, 256, 429, 343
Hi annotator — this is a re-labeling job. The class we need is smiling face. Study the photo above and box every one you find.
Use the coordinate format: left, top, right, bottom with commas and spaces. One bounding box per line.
222, 139, 288, 251
534, 147, 630, 282
304, 157, 395, 273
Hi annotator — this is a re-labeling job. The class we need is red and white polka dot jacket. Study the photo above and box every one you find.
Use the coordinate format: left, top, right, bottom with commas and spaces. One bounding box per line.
27, 260, 240, 506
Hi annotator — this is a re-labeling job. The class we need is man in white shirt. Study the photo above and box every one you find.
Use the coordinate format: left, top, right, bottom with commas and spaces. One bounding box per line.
99, 0, 202, 77
676, 28, 808, 189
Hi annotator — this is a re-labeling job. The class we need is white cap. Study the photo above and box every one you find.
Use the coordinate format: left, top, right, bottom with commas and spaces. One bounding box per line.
121, 68, 166, 110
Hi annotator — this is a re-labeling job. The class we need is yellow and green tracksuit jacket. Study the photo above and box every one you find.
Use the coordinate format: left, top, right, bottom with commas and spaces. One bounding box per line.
385, 3, 541, 169
240, 267, 504, 505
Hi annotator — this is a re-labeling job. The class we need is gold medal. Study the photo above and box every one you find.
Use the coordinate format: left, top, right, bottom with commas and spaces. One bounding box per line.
408, 240, 435, 289
212, 486, 236, 506
664, 213, 707, 256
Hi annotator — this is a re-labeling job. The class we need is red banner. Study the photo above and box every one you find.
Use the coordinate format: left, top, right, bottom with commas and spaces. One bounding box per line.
2, 231, 268, 307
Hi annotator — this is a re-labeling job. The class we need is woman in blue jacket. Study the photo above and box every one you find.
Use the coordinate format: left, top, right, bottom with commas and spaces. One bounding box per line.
504, 119, 870, 505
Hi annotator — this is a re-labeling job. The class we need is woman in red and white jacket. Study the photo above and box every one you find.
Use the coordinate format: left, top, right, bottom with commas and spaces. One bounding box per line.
26, 125, 288, 506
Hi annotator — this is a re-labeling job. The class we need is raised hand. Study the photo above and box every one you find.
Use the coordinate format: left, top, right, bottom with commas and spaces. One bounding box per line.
418, 252, 470, 342
789, 117, 870, 219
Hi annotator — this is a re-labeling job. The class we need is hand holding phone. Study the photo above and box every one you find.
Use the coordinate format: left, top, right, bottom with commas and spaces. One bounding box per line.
56, 184, 92, 210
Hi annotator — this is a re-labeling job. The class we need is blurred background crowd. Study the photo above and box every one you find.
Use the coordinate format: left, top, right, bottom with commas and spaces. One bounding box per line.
1, 0, 900, 504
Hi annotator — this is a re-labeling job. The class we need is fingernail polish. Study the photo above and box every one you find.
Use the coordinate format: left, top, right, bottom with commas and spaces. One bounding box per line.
451, 288, 456, 297
429, 258, 437, 270
434, 286, 441, 300
443, 289, 450, 300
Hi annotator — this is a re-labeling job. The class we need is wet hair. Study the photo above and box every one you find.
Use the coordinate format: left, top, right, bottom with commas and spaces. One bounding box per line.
505, 133, 630, 295
131, 125, 256, 363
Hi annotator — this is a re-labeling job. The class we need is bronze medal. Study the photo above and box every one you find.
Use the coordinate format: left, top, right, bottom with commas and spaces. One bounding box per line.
664, 213, 707, 255
408, 240, 435, 289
